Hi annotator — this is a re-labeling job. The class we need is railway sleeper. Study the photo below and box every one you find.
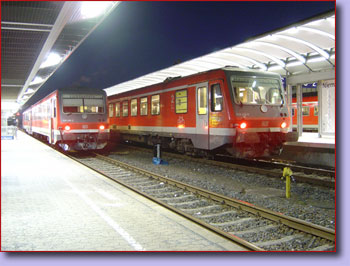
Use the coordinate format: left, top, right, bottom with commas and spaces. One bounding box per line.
184, 205, 225, 215
230, 224, 280, 237
173, 200, 210, 209
310, 244, 335, 251
197, 210, 238, 219
127, 179, 157, 186
141, 186, 180, 194
253, 234, 305, 248
210, 217, 257, 227
156, 194, 196, 202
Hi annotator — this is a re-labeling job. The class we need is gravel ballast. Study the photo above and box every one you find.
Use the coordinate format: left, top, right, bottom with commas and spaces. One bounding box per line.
109, 147, 336, 230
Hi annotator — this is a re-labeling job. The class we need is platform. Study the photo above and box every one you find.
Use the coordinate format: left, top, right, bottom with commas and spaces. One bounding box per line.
1, 131, 246, 251
279, 132, 335, 168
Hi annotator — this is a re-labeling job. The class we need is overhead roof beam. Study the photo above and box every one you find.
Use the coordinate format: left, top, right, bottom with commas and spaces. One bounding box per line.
1, 21, 53, 27
17, 2, 78, 103
1, 27, 52, 32
254, 41, 306, 63
298, 26, 335, 40
218, 51, 267, 70
286, 68, 334, 85
275, 34, 331, 59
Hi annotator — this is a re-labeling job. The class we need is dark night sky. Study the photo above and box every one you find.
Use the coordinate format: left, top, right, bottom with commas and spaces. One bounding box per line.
25, 1, 335, 109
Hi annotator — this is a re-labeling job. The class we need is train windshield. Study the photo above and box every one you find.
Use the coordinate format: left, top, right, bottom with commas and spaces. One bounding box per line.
62, 94, 105, 113
231, 76, 283, 105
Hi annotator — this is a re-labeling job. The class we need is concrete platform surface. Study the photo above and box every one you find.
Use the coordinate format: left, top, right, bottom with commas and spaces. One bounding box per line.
1, 131, 246, 251
279, 133, 335, 168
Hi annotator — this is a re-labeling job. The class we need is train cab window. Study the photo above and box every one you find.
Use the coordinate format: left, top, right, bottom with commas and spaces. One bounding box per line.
109, 104, 114, 117
302, 106, 310, 116
62, 94, 104, 113
84, 98, 104, 113
314, 105, 319, 116
63, 98, 82, 113
231, 76, 283, 105
151, 95, 160, 115
197, 87, 207, 115
131, 99, 138, 116
211, 84, 223, 112
140, 97, 148, 116
175, 90, 187, 114
122, 101, 129, 117
115, 102, 120, 117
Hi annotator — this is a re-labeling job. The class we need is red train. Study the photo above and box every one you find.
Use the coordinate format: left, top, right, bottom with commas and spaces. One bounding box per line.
291, 96, 318, 131
107, 67, 297, 158
23, 87, 109, 151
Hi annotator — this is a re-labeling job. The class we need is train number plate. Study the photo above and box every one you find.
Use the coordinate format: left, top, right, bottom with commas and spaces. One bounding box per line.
261, 121, 269, 126
82, 125, 88, 129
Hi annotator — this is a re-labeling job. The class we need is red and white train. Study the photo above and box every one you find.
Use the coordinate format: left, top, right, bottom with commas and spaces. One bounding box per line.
23, 87, 109, 151
292, 96, 318, 131
107, 67, 297, 158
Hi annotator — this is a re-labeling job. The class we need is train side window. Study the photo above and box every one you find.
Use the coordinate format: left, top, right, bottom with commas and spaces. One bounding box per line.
197, 86, 207, 115
175, 90, 187, 114
292, 108, 295, 116
122, 101, 129, 117
115, 102, 120, 117
211, 84, 223, 112
131, 99, 138, 116
151, 95, 160, 115
109, 103, 114, 117
314, 105, 318, 116
302, 106, 310, 116
140, 97, 148, 116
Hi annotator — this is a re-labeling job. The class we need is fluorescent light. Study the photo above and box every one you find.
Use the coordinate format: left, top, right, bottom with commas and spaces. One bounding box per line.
40, 53, 62, 69
81, 2, 113, 19
24, 88, 35, 94
30, 76, 44, 85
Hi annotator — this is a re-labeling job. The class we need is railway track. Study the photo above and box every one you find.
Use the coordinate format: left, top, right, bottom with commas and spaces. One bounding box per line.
70, 152, 335, 251
118, 144, 335, 189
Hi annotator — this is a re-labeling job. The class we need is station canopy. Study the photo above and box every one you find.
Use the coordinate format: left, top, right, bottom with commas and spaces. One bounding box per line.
105, 11, 335, 96
1, 1, 119, 109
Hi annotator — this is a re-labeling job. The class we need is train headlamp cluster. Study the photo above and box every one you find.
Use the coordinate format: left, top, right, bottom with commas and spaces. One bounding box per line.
239, 122, 247, 129
64, 125, 71, 131
280, 122, 287, 129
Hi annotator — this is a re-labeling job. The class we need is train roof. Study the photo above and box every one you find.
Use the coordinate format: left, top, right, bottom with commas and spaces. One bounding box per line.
107, 67, 281, 97
57, 86, 106, 94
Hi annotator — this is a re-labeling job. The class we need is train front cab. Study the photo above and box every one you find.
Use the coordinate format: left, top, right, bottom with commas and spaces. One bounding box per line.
54, 90, 109, 151
222, 69, 297, 157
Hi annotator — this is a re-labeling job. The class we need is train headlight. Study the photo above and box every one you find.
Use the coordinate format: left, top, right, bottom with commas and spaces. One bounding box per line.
64, 125, 71, 131
281, 122, 287, 129
240, 122, 247, 129
99, 125, 105, 130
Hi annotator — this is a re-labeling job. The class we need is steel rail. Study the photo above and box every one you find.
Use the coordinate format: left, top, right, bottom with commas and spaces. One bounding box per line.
93, 153, 335, 242
70, 153, 258, 251
120, 145, 335, 188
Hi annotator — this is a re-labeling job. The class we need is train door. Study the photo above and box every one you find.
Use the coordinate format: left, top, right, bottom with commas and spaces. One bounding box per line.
208, 79, 225, 150
29, 110, 32, 134
195, 83, 209, 149
49, 98, 56, 144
